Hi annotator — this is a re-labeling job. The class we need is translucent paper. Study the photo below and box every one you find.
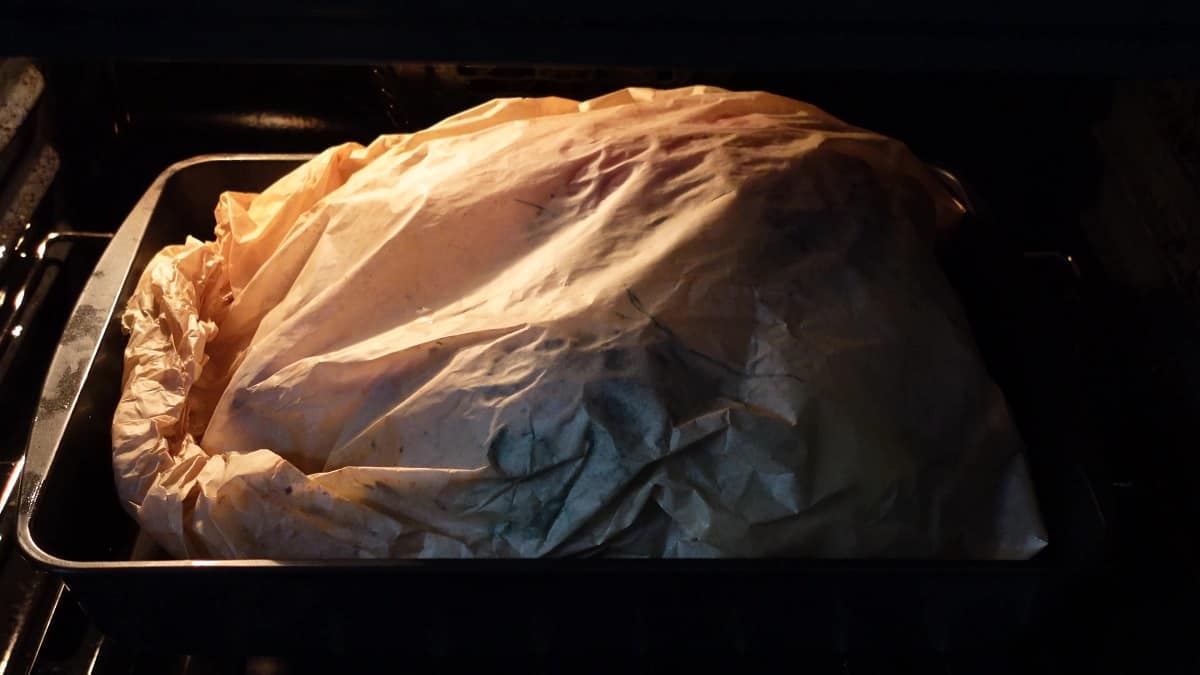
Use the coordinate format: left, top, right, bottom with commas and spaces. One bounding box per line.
113, 87, 1047, 559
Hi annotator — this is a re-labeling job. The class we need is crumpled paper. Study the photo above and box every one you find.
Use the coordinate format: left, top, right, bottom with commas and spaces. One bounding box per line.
112, 86, 1048, 559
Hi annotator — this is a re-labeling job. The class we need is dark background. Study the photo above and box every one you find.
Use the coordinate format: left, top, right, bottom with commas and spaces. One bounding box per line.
5, 0, 1200, 73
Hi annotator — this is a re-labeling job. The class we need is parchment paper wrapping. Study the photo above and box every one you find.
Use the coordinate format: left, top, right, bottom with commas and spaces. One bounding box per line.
112, 86, 1048, 559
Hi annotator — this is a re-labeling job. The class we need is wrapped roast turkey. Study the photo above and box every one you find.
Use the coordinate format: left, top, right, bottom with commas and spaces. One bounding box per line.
113, 86, 1047, 559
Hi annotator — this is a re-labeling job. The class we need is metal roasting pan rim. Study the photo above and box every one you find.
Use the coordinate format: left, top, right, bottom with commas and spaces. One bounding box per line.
16, 153, 1094, 574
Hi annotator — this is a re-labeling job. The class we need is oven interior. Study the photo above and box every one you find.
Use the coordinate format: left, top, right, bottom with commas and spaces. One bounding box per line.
1, 59, 1198, 671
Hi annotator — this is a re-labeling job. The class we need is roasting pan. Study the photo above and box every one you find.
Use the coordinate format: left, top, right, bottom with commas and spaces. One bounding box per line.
17, 154, 1107, 655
